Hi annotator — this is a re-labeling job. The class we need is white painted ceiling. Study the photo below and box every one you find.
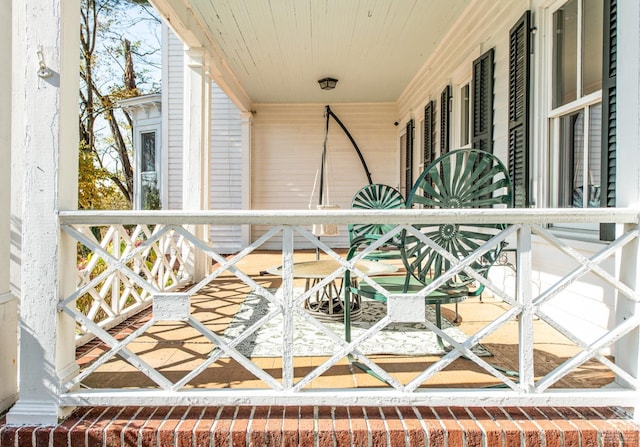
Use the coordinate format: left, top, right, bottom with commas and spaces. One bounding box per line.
157, 0, 472, 105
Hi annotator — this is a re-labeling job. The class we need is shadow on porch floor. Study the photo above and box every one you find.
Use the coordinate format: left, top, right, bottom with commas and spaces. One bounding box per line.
75, 250, 616, 391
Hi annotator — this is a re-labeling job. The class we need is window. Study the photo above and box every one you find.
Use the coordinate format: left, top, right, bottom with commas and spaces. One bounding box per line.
399, 120, 414, 198
135, 128, 161, 210
459, 83, 471, 147
549, 0, 603, 211
452, 78, 472, 149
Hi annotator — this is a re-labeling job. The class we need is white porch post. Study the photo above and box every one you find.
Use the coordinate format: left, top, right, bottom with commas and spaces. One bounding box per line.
240, 111, 252, 246
0, 0, 18, 414
183, 48, 209, 280
615, 0, 640, 419
7, 0, 79, 425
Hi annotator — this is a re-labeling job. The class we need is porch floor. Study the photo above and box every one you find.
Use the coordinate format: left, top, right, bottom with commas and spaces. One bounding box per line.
75, 250, 616, 390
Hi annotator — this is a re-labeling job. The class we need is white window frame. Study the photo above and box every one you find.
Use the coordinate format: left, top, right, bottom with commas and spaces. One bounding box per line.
450, 50, 478, 150
545, 0, 603, 232
398, 125, 408, 198
134, 123, 162, 210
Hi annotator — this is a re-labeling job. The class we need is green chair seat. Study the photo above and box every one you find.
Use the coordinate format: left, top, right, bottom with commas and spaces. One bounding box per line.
352, 275, 469, 304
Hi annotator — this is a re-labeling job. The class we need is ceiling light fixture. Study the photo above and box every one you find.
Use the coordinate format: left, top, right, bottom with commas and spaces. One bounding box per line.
318, 77, 338, 90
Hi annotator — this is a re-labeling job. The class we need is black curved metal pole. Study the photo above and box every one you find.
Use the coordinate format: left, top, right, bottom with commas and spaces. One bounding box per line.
324, 105, 373, 186
318, 107, 331, 206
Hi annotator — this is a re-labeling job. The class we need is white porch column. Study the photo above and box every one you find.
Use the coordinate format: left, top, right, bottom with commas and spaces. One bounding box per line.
183, 48, 209, 280
0, 0, 18, 414
615, 0, 640, 419
240, 111, 252, 246
7, 0, 79, 425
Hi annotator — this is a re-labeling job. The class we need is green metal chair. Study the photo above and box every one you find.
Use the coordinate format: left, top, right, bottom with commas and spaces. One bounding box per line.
345, 148, 513, 350
348, 183, 405, 260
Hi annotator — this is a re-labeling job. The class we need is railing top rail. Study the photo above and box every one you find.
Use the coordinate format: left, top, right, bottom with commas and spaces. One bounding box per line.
59, 208, 640, 226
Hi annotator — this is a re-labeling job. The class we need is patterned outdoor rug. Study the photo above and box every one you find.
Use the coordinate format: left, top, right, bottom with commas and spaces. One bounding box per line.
223, 289, 492, 357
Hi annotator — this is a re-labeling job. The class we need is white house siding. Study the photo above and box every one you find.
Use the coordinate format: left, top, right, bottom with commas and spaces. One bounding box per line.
209, 83, 243, 253
396, 0, 615, 346
164, 26, 184, 210
251, 103, 398, 250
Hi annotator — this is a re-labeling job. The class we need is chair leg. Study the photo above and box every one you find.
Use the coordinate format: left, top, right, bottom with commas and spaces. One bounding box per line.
434, 304, 449, 352
452, 302, 460, 324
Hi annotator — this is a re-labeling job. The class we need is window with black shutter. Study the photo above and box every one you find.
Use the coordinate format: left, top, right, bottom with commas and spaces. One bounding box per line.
405, 119, 414, 196
472, 48, 495, 153
423, 101, 435, 166
600, 0, 616, 241
508, 11, 532, 208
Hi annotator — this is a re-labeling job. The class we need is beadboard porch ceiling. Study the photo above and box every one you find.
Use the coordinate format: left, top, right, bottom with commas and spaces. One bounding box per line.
152, 0, 471, 107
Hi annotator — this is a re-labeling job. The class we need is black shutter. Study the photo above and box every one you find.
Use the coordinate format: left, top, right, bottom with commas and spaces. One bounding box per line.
423, 101, 435, 166
440, 86, 451, 154
508, 11, 532, 208
600, 0, 617, 241
405, 119, 414, 196
472, 48, 495, 153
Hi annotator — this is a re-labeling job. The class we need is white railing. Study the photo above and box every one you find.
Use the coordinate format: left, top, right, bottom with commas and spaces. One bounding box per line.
58, 208, 640, 408
70, 222, 192, 344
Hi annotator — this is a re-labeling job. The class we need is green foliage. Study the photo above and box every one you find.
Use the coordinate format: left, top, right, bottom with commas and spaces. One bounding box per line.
78, 144, 129, 210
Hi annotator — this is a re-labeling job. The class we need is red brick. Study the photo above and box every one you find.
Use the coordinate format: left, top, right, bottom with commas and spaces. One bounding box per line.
2, 404, 640, 447
597, 407, 640, 447
298, 406, 315, 447
158, 406, 189, 447
122, 406, 156, 447
364, 407, 387, 447
449, 407, 483, 447
467, 406, 504, 446
484, 406, 522, 447
317, 406, 334, 447
248, 406, 270, 447
212, 406, 235, 446
381, 406, 406, 446
524, 407, 564, 447
432, 406, 465, 447
334, 406, 352, 447
536, 406, 581, 447
397, 407, 427, 447
66, 406, 109, 447
193, 406, 221, 447
103, 406, 139, 447
34, 426, 52, 447
348, 407, 369, 446
576, 407, 623, 447
504, 407, 543, 447
554, 407, 599, 447
139, 406, 173, 447
229, 406, 251, 447
175, 406, 204, 447
282, 406, 299, 447
16, 426, 35, 447
414, 407, 446, 446
264, 406, 284, 447
51, 407, 94, 447
0, 424, 16, 447
86, 406, 122, 447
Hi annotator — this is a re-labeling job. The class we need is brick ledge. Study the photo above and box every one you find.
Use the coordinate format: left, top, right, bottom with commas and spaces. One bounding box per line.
1, 405, 639, 446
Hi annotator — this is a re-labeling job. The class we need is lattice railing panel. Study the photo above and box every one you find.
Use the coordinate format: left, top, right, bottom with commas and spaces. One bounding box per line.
56, 209, 640, 408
